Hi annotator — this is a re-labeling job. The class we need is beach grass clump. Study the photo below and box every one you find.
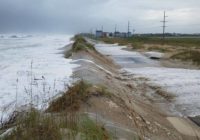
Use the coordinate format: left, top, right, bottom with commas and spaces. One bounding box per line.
47, 80, 91, 112
64, 35, 96, 58
47, 81, 110, 113
2, 110, 62, 140
72, 35, 96, 52
1, 110, 112, 140
73, 35, 87, 43
171, 50, 200, 65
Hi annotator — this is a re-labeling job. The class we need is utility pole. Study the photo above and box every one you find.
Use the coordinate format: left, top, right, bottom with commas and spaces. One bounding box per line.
127, 21, 130, 37
161, 11, 168, 40
101, 26, 104, 32
114, 24, 117, 37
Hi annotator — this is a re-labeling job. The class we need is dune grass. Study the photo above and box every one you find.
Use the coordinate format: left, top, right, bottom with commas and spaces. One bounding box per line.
0, 80, 114, 140
1, 110, 112, 140
64, 35, 96, 58
2, 110, 62, 140
47, 80, 112, 113
171, 50, 200, 65
99, 37, 200, 48
72, 35, 96, 52
47, 80, 92, 112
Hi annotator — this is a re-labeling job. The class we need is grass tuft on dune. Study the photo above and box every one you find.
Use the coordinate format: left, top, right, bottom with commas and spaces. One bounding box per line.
72, 35, 96, 52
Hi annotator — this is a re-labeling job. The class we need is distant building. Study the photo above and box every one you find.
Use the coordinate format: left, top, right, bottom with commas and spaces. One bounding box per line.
96, 30, 133, 38
114, 31, 132, 38
96, 31, 113, 38
120, 32, 128, 38
96, 30, 103, 38
114, 32, 120, 37
103, 32, 109, 37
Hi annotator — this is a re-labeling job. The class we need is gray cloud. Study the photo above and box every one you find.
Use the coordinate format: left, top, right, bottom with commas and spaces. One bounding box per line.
0, 0, 199, 33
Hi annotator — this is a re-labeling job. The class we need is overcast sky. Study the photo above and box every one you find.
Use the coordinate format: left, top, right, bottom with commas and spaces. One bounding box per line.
0, 0, 200, 34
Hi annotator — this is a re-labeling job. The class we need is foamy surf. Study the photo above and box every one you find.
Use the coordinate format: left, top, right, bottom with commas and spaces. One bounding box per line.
0, 34, 78, 122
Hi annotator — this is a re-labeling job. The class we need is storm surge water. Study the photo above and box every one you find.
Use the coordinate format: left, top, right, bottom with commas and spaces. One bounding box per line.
96, 43, 200, 117
0, 34, 78, 122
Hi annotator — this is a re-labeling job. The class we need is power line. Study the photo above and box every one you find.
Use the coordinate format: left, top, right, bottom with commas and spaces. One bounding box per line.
161, 11, 168, 40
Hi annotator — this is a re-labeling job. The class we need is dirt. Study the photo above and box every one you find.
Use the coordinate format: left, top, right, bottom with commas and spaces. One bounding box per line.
65, 43, 200, 140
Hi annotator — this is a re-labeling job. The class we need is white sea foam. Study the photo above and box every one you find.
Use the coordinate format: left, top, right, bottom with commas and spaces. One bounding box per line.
0, 34, 78, 122
125, 67, 200, 116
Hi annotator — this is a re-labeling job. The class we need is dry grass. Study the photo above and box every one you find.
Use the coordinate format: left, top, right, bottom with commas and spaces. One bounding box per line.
171, 50, 200, 65
131, 42, 144, 50
72, 36, 96, 52
47, 81, 112, 113
47, 81, 92, 112
2, 110, 62, 140
146, 45, 171, 52
99, 37, 200, 49
0, 79, 114, 139
64, 35, 96, 58
1, 110, 112, 140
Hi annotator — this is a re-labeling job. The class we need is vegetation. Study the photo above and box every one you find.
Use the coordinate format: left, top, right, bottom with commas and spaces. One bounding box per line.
65, 35, 96, 58
2, 110, 62, 140
171, 50, 200, 65
99, 36, 200, 49
1, 80, 114, 140
78, 115, 111, 140
146, 45, 171, 52
96, 36, 200, 65
72, 35, 96, 52
1, 110, 111, 140
47, 80, 111, 113
47, 80, 92, 112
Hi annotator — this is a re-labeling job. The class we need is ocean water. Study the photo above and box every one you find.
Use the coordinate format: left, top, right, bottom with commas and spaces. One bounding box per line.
0, 34, 78, 122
